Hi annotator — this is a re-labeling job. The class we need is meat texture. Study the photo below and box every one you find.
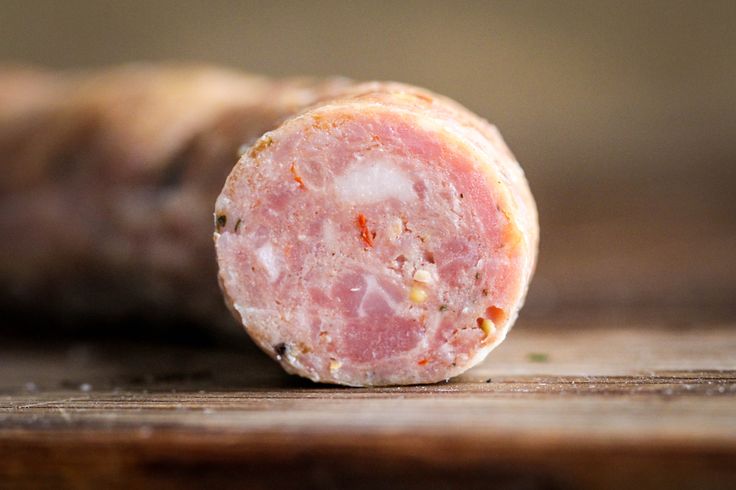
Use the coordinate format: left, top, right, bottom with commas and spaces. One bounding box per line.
215, 82, 538, 385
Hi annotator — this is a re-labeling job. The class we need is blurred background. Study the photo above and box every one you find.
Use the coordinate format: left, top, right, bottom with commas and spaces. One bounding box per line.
2, 0, 735, 328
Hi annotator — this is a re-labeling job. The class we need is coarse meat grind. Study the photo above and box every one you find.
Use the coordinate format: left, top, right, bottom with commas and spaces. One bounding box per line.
215, 82, 538, 386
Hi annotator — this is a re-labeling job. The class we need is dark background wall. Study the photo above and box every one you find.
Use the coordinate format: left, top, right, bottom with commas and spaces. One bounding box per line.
3, 0, 735, 321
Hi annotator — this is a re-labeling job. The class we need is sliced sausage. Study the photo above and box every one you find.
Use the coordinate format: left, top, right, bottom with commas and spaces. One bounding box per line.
215, 82, 538, 385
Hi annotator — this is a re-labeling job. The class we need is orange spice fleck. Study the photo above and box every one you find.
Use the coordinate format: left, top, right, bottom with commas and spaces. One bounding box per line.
290, 163, 306, 190
357, 213, 374, 248
486, 306, 507, 325
414, 93, 433, 103
417, 358, 429, 366
249, 136, 273, 158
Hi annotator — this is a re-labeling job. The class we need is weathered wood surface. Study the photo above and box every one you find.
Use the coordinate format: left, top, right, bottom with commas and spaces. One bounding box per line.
1, 320, 735, 489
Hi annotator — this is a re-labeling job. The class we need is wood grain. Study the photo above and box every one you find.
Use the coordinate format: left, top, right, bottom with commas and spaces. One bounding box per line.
1, 321, 735, 489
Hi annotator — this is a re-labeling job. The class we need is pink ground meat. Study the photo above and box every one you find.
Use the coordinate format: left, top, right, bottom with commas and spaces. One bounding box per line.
215, 83, 538, 386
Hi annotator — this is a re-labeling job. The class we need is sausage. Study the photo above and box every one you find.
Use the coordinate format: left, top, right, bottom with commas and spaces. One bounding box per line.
0, 65, 538, 386
214, 82, 538, 385
0, 64, 351, 331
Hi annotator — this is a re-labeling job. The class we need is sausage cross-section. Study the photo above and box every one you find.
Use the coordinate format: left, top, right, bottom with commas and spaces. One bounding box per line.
215, 83, 538, 386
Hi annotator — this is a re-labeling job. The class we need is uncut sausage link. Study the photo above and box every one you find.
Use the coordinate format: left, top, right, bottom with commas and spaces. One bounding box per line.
0, 64, 350, 331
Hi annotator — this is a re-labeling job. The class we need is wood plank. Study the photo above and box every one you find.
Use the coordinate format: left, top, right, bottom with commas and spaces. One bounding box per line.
1, 322, 735, 489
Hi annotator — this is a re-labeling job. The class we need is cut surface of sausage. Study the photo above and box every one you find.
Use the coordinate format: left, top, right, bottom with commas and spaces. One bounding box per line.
215, 84, 538, 386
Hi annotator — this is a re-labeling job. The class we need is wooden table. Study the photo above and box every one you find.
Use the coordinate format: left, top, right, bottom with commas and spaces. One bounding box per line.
1, 313, 734, 489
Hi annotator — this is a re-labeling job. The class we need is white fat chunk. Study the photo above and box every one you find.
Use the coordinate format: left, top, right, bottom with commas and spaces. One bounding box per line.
356, 274, 399, 318
322, 219, 337, 243
335, 158, 417, 204
234, 304, 279, 323
255, 242, 282, 282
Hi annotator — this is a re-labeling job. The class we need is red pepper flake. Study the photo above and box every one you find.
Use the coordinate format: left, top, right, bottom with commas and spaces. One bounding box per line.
417, 358, 429, 366
357, 213, 374, 248
486, 306, 507, 325
290, 163, 306, 190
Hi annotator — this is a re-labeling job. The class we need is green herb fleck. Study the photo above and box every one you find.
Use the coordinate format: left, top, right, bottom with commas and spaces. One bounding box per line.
527, 352, 549, 363
439, 304, 448, 312
234, 218, 243, 233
